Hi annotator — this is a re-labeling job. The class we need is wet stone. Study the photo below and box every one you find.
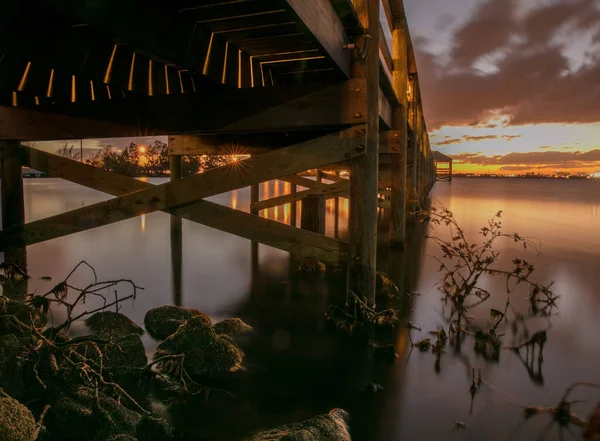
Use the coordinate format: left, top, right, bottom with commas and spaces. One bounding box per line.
153, 316, 244, 377
0, 391, 37, 441
86, 312, 144, 340
245, 408, 352, 441
214, 318, 253, 337
144, 306, 211, 340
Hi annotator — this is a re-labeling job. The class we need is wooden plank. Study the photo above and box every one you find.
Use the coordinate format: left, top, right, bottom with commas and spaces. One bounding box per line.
300, 194, 326, 235
0, 127, 365, 250
284, 0, 352, 77
329, 0, 364, 36
251, 179, 350, 212
19, 147, 347, 264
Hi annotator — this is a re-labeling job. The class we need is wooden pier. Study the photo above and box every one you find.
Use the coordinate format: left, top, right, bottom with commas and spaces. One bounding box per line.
433, 151, 453, 182
0, 0, 435, 304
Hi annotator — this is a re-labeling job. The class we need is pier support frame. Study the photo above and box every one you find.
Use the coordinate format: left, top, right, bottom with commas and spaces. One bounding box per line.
0, 140, 27, 270
301, 194, 326, 235
347, 0, 380, 306
169, 153, 183, 306
388, 18, 409, 247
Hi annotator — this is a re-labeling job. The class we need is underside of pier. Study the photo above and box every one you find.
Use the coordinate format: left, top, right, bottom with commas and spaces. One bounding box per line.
0, 0, 436, 304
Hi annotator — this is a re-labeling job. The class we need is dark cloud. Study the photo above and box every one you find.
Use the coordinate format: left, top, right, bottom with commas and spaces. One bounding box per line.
539, 145, 552, 149
463, 135, 498, 141
501, 135, 521, 140
434, 137, 463, 145
416, 0, 600, 129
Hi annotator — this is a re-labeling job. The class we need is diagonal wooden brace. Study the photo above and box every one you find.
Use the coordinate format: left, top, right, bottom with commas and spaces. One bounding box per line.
0, 126, 365, 252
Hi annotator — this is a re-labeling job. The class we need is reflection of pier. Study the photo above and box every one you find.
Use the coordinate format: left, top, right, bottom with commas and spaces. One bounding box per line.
1, 0, 435, 303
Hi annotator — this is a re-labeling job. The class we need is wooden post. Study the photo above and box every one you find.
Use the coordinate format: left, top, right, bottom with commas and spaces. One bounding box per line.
347, 0, 380, 305
169, 154, 183, 306
0, 140, 27, 271
300, 194, 326, 235
250, 184, 259, 215
389, 19, 408, 247
290, 184, 297, 227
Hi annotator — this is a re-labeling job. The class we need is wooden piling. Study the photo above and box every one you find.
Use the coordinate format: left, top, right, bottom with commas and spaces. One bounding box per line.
0, 140, 27, 270
389, 20, 409, 247
169, 154, 183, 306
290, 184, 297, 227
300, 194, 326, 235
347, 0, 380, 305
250, 184, 259, 216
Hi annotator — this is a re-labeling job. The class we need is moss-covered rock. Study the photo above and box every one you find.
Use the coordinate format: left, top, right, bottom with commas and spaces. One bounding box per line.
46, 386, 142, 441
0, 336, 26, 399
103, 435, 138, 441
104, 334, 148, 372
144, 306, 210, 341
214, 318, 253, 337
0, 298, 46, 334
136, 416, 171, 441
86, 312, 144, 340
0, 391, 37, 441
245, 408, 351, 441
153, 316, 243, 377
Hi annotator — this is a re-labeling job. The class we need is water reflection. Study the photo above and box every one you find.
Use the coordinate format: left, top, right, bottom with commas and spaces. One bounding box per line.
2, 177, 599, 441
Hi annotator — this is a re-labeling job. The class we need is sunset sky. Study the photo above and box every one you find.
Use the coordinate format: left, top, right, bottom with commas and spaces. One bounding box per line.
405, 0, 600, 174
36, 0, 600, 175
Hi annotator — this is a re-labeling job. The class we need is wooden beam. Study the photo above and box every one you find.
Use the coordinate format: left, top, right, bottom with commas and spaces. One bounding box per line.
176, 200, 347, 264
167, 130, 337, 156
1, 127, 365, 250
285, 0, 352, 77
0, 105, 140, 141
13, 80, 368, 139
378, 87, 393, 129
251, 179, 350, 212
18, 146, 347, 264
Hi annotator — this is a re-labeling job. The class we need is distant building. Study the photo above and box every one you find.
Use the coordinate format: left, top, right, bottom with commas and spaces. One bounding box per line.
555, 170, 570, 178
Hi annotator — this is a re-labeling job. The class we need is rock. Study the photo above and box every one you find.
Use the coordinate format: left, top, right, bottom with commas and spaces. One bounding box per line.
214, 318, 253, 337
104, 334, 148, 372
86, 312, 144, 340
153, 316, 243, 377
0, 391, 37, 441
298, 259, 326, 274
144, 306, 210, 341
0, 336, 26, 399
103, 435, 138, 441
46, 386, 142, 441
245, 408, 351, 441
136, 416, 171, 441
0, 299, 46, 334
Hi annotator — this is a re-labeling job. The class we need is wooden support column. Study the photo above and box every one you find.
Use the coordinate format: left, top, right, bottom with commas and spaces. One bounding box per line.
301, 194, 326, 235
389, 19, 408, 247
290, 184, 297, 227
347, 0, 380, 305
169, 154, 183, 306
250, 184, 260, 216
0, 140, 27, 271
408, 74, 419, 215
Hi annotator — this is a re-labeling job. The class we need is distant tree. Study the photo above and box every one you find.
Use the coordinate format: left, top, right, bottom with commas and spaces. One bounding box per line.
57, 143, 81, 161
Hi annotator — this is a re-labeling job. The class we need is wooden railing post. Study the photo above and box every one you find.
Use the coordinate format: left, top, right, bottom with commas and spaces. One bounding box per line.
0, 140, 27, 272
347, 0, 380, 305
169, 153, 183, 306
250, 184, 259, 216
389, 16, 409, 247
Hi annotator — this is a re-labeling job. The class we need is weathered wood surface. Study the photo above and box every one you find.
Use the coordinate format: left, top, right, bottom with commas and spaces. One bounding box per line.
347, 0, 380, 305
389, 20, 409, 247
285, 0, 351, 77
1, 128, 364, 250
300, 194, 326, 235
0, 140, 26, 267
251, 179, 350, 212
12, 146, 348, 264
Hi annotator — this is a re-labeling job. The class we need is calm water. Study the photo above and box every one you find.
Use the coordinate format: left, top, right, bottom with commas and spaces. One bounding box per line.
2, 177, 600, 440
